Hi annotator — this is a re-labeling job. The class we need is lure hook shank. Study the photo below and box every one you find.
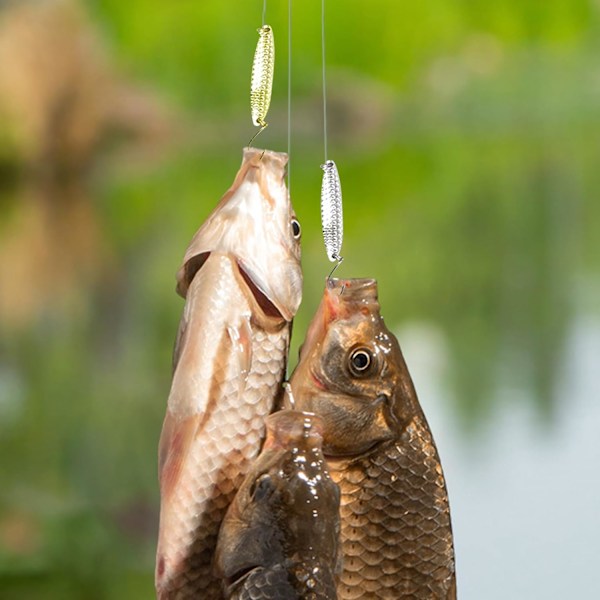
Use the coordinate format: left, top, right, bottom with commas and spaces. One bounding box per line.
321, 159, 344, 262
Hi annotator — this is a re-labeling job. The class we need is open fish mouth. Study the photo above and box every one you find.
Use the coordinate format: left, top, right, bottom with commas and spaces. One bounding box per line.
237, 261, 283, 319
178, 251, 284, 319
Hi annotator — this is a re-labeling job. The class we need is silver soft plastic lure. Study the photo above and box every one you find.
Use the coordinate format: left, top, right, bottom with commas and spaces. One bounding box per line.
321, 159, 343, 263
251, 24, 275, 129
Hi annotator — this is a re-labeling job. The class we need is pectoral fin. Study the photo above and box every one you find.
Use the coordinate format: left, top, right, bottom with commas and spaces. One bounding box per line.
158, 411, 201, 498
226, 316, 253, 399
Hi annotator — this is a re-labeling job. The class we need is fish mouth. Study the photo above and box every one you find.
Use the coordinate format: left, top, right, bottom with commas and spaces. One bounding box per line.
237, 261, 285, 320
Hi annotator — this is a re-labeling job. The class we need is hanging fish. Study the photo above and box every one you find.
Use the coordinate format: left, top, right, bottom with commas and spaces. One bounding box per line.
251, 24, 275, 129
320, 160, 343, 263
215, 410, 342, 600
155, 148, 303, 599
288, 278, 456, 599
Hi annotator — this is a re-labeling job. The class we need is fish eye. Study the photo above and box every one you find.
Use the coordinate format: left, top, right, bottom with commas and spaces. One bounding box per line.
348, 348, 373, 376
291, 219, 301, 239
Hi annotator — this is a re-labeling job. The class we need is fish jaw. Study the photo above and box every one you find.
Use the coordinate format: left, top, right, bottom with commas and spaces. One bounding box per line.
176, 147, 302, 322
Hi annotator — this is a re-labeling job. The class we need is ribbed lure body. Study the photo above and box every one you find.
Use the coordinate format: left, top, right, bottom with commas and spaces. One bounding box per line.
321, 159, 343, 262
251, 25, 274, 128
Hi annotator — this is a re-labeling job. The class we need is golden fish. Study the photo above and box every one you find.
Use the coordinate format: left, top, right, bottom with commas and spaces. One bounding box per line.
155, 148, 302, 599
289, 278, 456, 599
215, 410, 341, 599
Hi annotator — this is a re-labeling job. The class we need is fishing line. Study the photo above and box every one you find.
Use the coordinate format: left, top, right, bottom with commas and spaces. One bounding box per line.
321, 0, 328, 164
320, 0, 344, 278
249, 0, 274, 148
287, 0, 292, 191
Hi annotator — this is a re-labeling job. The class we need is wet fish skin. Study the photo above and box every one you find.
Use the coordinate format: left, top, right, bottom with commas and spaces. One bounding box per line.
289, 278, 456, 599
156, 148, 302, 599
215, 410, 341, 600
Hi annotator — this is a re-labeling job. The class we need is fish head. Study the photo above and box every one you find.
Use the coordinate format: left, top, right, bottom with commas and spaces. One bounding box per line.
176, 148, 302, 321
290, 277, 420, 457
214, 410, 341, 589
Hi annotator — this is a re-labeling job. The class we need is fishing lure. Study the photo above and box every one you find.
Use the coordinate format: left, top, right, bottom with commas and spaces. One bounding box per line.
251, 24, 275, 130
321, 159, 343, 263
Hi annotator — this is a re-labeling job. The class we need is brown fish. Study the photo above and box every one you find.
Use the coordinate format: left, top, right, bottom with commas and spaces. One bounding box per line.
156, 148, 303, 599
215, 410, 341, 600
289, 278, 456, 599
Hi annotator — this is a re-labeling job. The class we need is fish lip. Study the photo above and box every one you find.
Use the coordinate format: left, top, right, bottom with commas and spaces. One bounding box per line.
237, 260, 287, 320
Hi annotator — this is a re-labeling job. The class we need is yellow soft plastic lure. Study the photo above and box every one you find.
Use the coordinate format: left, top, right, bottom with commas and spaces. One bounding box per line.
251, 24, 275, 129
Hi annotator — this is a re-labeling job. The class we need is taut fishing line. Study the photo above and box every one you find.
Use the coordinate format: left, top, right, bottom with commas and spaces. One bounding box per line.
287, 0, 292, 191
319, 0, 344, 275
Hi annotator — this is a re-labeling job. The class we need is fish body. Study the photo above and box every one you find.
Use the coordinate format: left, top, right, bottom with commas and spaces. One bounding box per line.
156, 148, 302, 599
289, 278, 456, 599
215, 410, 341, 600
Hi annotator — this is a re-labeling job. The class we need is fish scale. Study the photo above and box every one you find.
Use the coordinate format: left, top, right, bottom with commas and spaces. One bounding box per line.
333, 416, 455, 600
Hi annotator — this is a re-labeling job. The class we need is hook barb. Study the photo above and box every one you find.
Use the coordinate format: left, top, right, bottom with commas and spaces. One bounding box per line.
327, 255, 344, 294
248, 122, 268, 149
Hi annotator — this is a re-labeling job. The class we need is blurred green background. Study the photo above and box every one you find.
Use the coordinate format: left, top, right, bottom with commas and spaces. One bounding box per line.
1, 0, 599, 598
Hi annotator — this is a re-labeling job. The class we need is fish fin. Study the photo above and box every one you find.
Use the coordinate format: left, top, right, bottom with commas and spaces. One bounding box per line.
157, 411, 201, 498
226, 316, 253, 399
171, 313, 187, 374
446, 573, 457, 599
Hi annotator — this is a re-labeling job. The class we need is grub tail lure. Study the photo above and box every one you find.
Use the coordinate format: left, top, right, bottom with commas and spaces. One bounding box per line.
251, 24, 274, 129
321, 159, 343, 263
